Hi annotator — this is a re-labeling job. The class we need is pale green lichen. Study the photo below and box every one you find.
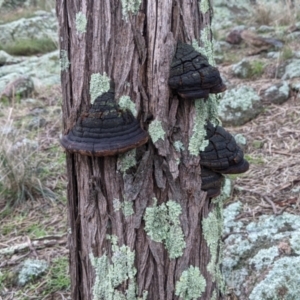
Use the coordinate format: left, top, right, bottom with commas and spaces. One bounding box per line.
113, 198, 134, 217
199, 0, 210, 14
113, 198, 122, 212
18, 259, 48, 286
188, 99, 209, 156
122, 201, 134, 217
121, 0, 141, 19
290, 231, 300, 254
60, 50, 70, 71
89, 72, 111, 104
148, 120, 165, 144
173, 140, 185, 152
202, 182, 226, 294
144, 199, 186, 259
202, 209, 222, 279
90, 236, 147, 300
119, 96, 137, 117
249, 256, 300, 300
75, 12, 87, 34
249, 246, 279, 271
211, 290, 217, 300
175, 266, 206, 300
118, 149, 136, 173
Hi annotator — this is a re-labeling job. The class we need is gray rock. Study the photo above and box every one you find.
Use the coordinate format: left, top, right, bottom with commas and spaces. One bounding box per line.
282, 59, 300, 79
232, 59, 252, 78
0, 12, 58, 46
0, 50, 60, 88
27, 116, 47, 130
0, 50, 23, 65
219, 86, 263, 126
266, 51, 280, 59
291, 82, 300, 91
0, 76, 34, 100
214, 41, 232, 54
262, 81, 290, 104
0, 73, 21, 93
257, 25, 274, 33
18, 259, 48, 286
223, 201, 300, 300
293, 51, 300, 59
286, 32, 300, 41
234, 134, 247, 149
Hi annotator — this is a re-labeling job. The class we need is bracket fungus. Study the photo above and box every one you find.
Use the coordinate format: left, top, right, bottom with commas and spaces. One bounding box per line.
168, 42, 226, 99
60, 90, 148, 156
200, 122, 249, 174
201, 167, 224, 198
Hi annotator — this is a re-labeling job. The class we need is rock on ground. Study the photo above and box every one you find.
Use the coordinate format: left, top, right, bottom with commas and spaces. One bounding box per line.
282, 59, 300, 80
0, 50, 60, 92
223, 201, 300, 300
262, 81, 290, 104
219, 86, 263, 126
0, 11, 58, 45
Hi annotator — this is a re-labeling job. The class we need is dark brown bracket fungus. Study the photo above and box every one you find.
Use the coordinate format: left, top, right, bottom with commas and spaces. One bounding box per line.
60, 90, 148, 156
168, 42, 226, 99
200, 122, 249, 174
201, 167, 224, 198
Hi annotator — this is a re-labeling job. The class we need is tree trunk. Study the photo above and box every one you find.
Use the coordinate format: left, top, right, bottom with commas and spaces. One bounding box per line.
57, 0, 224, 299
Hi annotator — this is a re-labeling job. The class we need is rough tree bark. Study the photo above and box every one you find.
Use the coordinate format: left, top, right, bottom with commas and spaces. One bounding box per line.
57, 0, 224, 299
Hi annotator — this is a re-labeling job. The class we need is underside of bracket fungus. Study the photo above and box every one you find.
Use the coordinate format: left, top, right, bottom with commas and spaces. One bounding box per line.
201, 167, 224, 198
200, 121, 249, 174
168, 42, 227, 99
60, 90, 148, 156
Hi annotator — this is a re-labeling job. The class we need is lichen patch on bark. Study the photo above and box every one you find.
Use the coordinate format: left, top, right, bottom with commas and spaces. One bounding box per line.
60, 50, 70, 71
75, 12, 87, 33
148, 120, 165, 144
89, 73, 111, 104
144, 199, 186, 259
175, 266, 206, 299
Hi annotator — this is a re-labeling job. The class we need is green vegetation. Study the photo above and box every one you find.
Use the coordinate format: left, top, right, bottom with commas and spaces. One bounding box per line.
252, 140, 264, 149
0, 38, 57, 56
250, 60, 265, 78
44, 257, 70, 295
244, 154, 265, 165
280, 46, 294, 61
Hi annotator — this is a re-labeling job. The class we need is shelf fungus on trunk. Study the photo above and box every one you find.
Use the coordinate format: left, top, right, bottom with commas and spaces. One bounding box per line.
201, 167, 224, 198
168, 42, 227, 99
200, 121, 249, 174
60, 90, 148, 156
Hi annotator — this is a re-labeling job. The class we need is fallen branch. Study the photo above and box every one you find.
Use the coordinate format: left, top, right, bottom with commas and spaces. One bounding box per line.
0, 234, 67, 256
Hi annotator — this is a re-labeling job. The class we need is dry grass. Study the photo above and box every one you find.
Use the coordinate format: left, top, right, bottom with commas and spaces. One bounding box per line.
0, 0, 55, 24
226, 89, 300, 217
250, 0, 300, 26
0, 85, 69, 299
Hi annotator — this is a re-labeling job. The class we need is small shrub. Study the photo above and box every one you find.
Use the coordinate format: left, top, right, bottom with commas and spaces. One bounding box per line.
44, 257, 70, 294
250, 60, 265, 78
0, 38, 57, 56
280, 46, 293, 61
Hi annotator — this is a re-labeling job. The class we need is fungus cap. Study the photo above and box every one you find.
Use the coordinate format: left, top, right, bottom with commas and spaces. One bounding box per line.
201, 166, 224, 198
200, 122, 249, 174
60, 91, 148, 156
168, 42, 226, 99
